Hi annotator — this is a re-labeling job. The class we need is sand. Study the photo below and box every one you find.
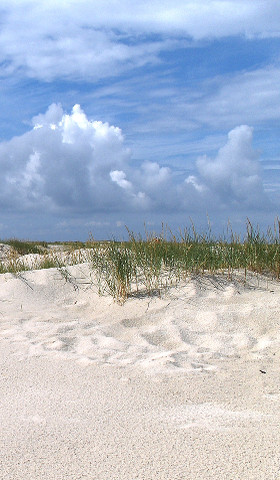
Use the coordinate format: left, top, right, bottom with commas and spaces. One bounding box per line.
0, 263, 280, 479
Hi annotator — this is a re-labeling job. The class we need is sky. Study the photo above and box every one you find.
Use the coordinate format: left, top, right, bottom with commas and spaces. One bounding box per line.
0, 0, 279, 241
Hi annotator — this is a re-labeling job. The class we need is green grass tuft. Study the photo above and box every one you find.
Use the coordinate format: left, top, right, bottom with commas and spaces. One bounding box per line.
88, 218, 280, 302
1, 219, 280, 303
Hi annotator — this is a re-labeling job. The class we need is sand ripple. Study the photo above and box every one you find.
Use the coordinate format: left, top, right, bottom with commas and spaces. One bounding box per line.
1, 265, 280, 374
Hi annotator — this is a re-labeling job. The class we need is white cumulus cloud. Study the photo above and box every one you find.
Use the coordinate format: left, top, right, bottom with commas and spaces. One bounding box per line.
110, 170, 132, 190
189, 125, 268, 209
0, 104, 131, 212
0, 105, 271, 220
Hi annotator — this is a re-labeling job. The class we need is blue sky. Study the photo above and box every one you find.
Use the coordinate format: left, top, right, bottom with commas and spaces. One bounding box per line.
0, 0, 279, 240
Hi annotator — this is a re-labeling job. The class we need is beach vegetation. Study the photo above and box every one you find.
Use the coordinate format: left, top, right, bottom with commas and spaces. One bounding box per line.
87, 218, 280, 302
0, 219, 280, 303
2, 239, 48, 255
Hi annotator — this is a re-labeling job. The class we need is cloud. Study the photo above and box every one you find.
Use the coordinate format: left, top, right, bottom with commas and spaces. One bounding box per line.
187, 125, 268, 209
187, 66, 280, 129
110, 170, 132, 190
85, 64, 279, 171
0, 2, 171, 81
0, 104, 271, 220
0, 1, 279, 81
119, 65, 280, 138
0, 104, 130, 213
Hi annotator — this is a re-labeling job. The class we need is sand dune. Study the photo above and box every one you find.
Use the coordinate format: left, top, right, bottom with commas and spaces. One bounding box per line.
1, 263, 280, 478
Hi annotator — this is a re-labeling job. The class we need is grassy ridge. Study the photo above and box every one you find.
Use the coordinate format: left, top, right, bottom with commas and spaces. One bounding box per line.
88, 220, 280, 302
1, 219, 280, 302
2, 239, 48, 255
0, 240, 87, 274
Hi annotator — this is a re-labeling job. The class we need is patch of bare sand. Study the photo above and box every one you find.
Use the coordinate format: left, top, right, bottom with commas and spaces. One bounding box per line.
0, 264, 280, 479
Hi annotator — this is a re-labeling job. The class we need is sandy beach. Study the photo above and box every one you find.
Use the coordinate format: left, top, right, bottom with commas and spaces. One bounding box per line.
1, 263, 280, 479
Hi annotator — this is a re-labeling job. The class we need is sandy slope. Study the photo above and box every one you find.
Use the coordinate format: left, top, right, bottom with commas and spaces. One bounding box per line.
0, 264, 280, 479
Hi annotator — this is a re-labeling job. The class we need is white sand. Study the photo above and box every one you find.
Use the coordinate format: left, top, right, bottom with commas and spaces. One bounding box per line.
1, 264, 280, 479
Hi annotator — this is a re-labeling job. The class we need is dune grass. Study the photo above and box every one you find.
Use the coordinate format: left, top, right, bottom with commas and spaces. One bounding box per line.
1, 219, 280, 303
1, 239, 48, 255
0, 239, 87, 275
87, 219, 280, 302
